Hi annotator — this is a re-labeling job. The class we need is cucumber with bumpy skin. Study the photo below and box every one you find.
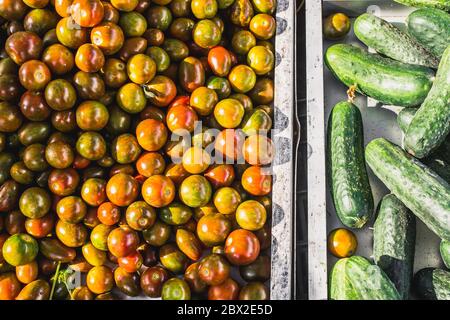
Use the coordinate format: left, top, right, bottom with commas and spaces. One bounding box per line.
330, 255, 401, 300
354, 13, 439, 68
394, 0, 450, 11
365, 138, 450, 241
397, 107, 450, 164
405, 45, 450, 158
407, 8, 450, 58
325, 44, 435, 107
327, 101, 373, 228
413, 268, 450, 300
373, 194, 416, 300
440, 240, 450, 269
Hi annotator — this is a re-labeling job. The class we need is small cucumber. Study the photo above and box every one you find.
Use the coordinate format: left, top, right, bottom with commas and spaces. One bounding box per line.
440, 240, 450, 269
325, 44, 435, 107
330, 255, 401, 300
354, 13, 439, 68
407, 8, 450, 58
405, 45, 450, 158
327, 101, 374, 228
394, 0, 450, 11
365, 138, 450, 241
373, 194, 416, 299
413, 268, 450, 300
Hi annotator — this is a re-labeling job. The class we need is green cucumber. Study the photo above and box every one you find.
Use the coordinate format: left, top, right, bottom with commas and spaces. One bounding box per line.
325, 44, 435, 107
397, 107, 419, 132
354, 13, 439, 68
330, 256, 401, 300
397, 107, 450, 164
327, 101, 373, 228
407, 8, 450, 58
440, 240, 450, 269
373, 194, 416, 300
394, 0, 450, 11
365, 138, 450, 241
413, 268, 450, 300
405, 45, 450, 158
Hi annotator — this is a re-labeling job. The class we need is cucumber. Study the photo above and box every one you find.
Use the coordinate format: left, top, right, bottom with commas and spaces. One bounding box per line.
397, 107, 450, 164
365, 138, 450, 241
405, 45, 450, 158
413, 268, 450, 300
325, 44, 435, 107
394, 0, 450, 11
373, 194, 416, 299
354, 13, 439, 68
330, 256, 401, 300
327, 101, 373, 228
407, 8, 450, 58
397, 107, 419, 132
440, 240, 450, 269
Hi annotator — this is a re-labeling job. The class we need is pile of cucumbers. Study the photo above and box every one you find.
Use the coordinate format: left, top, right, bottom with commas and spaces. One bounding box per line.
325, 1, 450, 300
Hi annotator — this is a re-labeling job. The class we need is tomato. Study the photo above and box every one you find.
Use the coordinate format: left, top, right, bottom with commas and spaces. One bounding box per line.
208, 46, 232, 77
24, 214, 55, 239
15, 261, 38, 284
75, 43, 105, 73
249, 13, 276, 40
107, 225, 139, 258
0, 273, 21, 300
224, 229, 260, 265
213, 187, 242, 215
106, 173, 139, 207
125, 201, 156, 231
136, 152, 166, 177
179, 175, 212, 208
127, 53, 156, 84
118, 251, 143, 273
235, 200, 266, 230
327, 228, 358, 258
208, 277, 239, 300
184, 262, 207, 293
81, 178, 107, 207
136, 119, 168, 151
214, 98, 245, 129
197, 213, 231, 247
241, 166, 272, 196
166, 104, 198, 133
86, 266, 114, 294
239, 281, 269, 300
141, 175, 176, 208
228, 64, 256, 93
190, 86, 218, 116
204, 164, 235, 189
198, 253, 230, 285
18, 60, 51, 91
182, 147, 211, 174
71, 0, 105, 27
140, 266, 169, 298
176, 229, 203, 261
91, 22, 125, 55
214, 129, 245, 161
97, 202, 121, 226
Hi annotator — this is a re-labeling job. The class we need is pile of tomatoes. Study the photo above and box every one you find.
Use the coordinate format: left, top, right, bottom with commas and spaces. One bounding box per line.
0, 0, 276, 300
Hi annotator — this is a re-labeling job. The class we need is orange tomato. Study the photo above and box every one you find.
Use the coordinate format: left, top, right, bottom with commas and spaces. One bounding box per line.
327, 228, 358, 258
71, 0, 104, 27
243, 135, 274, 165
136, 152, 166, 177
241, 166, 272, 196
136, 119, 168, 151
142, 175, 176, 208
214, 129, 245, 161
166, 104, 198, 133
